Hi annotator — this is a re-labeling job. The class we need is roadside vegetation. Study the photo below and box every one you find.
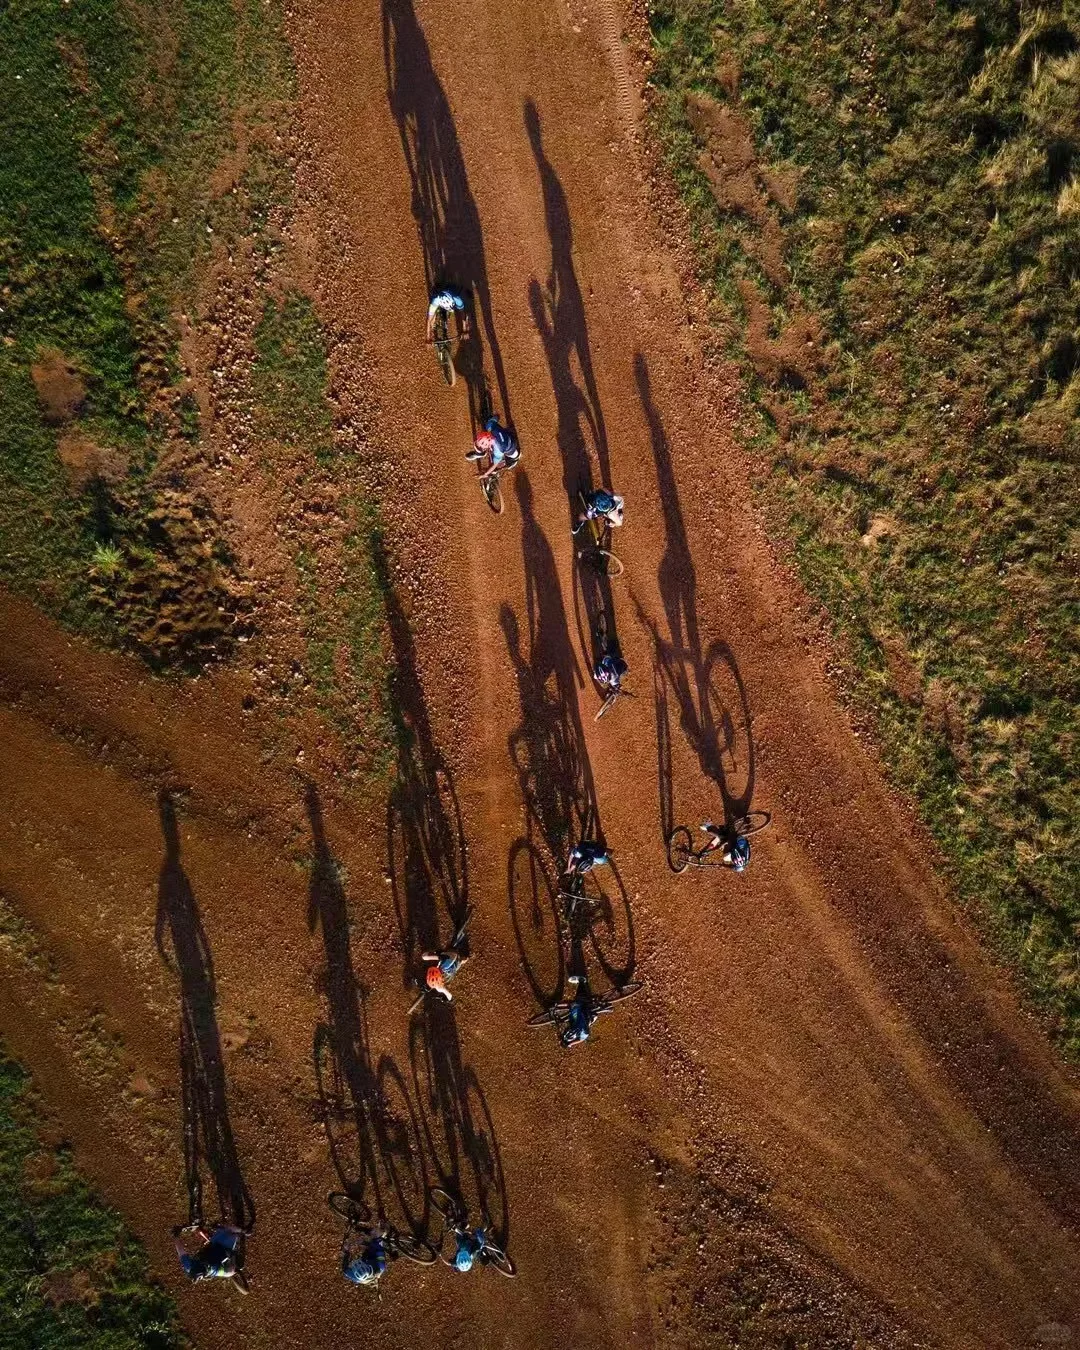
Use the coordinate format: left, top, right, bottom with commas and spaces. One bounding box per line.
1, 0, 393, 770
0, 1045, 186, 1349
647, 1, 1080, 1051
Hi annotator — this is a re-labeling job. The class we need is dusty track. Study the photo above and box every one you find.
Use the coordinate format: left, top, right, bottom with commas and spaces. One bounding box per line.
2, 0, 1080, 1346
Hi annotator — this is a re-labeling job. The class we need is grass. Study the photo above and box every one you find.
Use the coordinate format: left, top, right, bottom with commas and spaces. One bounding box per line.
647, 0, 1080, 1052
255, 290, 396, 779
0, 0, 293, 667
0, 1045, 187, 1349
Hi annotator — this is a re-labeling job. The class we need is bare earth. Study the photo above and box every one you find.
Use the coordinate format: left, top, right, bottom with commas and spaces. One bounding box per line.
1, 0, 1079, 1347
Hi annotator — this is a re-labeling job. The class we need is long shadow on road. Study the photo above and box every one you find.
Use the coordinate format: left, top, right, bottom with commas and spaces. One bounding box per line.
383, 0, 510, 429
374, 538, 469, 983
155, 791, 254, 1233
633, 352, 757, 835
306, 783, 428, 1233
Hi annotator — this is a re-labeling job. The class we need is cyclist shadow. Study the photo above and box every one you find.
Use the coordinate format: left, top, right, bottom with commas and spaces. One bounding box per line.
373, 539, 470, 984
507, 836, 565, 1007
408, 999, 510, 1249
155, 791, 255, 1236
382, 0, 510, 432
306, 784, 429, 1235
633, 352, 757, 834
525, 97, 610, 504
503, 471, 600, 858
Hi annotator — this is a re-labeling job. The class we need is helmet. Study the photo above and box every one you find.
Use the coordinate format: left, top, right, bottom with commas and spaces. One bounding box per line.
426, 964, 448, 991
732, 836, 751, 870
454, 1244, 475, 1273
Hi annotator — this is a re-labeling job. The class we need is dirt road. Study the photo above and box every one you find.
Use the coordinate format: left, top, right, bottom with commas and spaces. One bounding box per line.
2, 0, 1079, 1346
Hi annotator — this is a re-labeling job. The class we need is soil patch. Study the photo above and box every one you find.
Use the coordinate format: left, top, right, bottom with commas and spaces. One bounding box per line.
31, 349, 86, 424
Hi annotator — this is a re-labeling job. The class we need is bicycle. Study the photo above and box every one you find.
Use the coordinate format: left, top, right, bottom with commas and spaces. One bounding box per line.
479, 463, 506, 515
575, 490, 624, 577
172, 1217, 252, 1294
666, 812, 771, 874
527, 979, 642, 1045
430, 308, 457, 388
592, 613, 633, 721
329, 1192, 437, 1280
407, 907, 473, 1015
429, 1186, 515, 1277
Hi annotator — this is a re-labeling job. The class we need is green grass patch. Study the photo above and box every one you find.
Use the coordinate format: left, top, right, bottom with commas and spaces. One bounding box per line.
0, 0, 293, 666
0, 1045, 187, 1349
256, 289, 395, 778
648, 0, 1080, 1051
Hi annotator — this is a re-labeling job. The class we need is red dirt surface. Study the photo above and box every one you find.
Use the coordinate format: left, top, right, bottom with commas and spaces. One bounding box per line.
2, 0, 1079, 1347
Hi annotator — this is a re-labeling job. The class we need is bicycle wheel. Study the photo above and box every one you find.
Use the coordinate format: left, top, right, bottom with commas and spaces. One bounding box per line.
391, 1231, 439, 1266
596, 548, 624, 578
528, 1003, 571, 1027
230, 1270, 251, 1295
482, 474, 504, 515
433, 313, 456, 388
480, 1242, 516, 1277
733, 811, 771, 837
594, 691, 618, 722
429, 1186, 461, 1226
606, 980, 643, 1004
667, 827, 693, 874
328, 1192, 369, 1224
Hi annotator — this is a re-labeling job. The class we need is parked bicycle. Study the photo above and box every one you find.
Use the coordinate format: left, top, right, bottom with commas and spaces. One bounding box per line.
574, 489, 624, 577
429, 1186, 515, 1277
429, 306, 458, 387
667, 812, 771, 874
172, 1217, 251, 1294
329, 1192, 437, 1292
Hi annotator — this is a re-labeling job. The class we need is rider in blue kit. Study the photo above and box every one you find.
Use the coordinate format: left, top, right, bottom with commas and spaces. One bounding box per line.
342, 1232, 389, 1288
565, 839, 611, 878
701, 823, 752, 871
467, 416, 520, 480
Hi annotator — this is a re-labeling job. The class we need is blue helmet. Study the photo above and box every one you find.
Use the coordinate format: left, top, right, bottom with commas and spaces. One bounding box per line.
732, 835, 751, 870
454, 1244, 475, 1273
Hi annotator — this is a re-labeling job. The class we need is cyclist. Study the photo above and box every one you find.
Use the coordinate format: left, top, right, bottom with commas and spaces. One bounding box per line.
565, 839, 610, 878
426, 287, 471, 343
419, 939, 469, 1003
561, 974, 597, 1047
573, 488, 624, 534
594, 648, 628, 695
448, 1223, 489, 1272
700, 822, 751, 872
467, 415, 520, 480
173, 1222, 248, 1291
342, 1227, 389, 1289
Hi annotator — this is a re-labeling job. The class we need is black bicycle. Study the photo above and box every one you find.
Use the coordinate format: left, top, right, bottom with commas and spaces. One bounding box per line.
575, 490, 624, 577
666, 813, 771, 874
527, 980, 642, 1040
430, 308, 457, 388
429, 1186, 515, 1277
329, 1192, 438, 1276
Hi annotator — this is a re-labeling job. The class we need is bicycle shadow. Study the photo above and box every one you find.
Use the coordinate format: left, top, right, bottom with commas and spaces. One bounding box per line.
507, 836, 565, 1006
633, 352, 757, 832
408, 999, 510, 1250
306, 783, 428, 1234
155, 791, 255, 1235
382, 0, 510, 431
502, 472, 599, 862
525, 97, 610, 502
373, 538, 470, 983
